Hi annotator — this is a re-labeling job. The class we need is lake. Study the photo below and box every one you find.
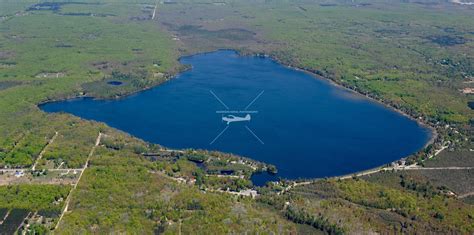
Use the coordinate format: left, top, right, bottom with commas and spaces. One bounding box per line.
40, 50, 432, 185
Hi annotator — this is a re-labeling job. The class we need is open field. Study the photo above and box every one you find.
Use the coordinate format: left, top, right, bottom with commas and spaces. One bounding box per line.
0, 0, 472, 233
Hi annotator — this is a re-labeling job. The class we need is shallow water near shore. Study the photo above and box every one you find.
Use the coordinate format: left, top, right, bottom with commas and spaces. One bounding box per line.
40, 50, 431, 185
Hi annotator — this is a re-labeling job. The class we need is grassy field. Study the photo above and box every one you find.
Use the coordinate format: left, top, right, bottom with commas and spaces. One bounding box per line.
0, 0, 472, 233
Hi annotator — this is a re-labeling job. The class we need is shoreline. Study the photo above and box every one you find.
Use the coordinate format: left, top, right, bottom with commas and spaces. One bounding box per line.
238, 50, 438, 148
37, 48, 441, 185
244, 50, 440, 182
36, 65, 191, 106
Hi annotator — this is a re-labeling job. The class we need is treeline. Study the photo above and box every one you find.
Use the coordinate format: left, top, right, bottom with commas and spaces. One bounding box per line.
0, 130, 53, 168
285, 205, 344, 235
0, 185, 70, 211
399, 175, 447, 198
42, 121, 100, 168
81, 69, 173, 99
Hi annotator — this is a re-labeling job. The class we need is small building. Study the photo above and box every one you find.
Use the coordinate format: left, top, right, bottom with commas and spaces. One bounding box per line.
14, 170, 24, 178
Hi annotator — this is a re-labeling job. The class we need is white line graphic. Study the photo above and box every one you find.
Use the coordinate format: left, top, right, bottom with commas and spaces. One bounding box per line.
245, 126, 264, 145
245, 90, 265, 110
210, 90, 229, 110
210, 125, 229, 145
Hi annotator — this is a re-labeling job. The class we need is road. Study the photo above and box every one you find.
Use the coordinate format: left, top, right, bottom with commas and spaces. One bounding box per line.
32, 131, 58, 171
151, 1, 158, 20
54, 132, 102, 230
459, 192, 474, 199
278, 145, 472, 195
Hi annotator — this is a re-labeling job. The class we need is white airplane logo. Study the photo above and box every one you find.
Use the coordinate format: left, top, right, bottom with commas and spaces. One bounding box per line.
222, 114, 251, 125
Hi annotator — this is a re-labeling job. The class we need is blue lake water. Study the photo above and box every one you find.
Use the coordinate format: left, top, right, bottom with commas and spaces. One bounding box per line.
107, 81, 123, 86
40, 50, 431, 185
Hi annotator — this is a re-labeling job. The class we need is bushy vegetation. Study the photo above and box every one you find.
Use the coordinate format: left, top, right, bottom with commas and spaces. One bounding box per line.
57, 137, 297, 233
261, 178, 474, 234
185, 153, 208, 163
1, 135, 44, 167
336, 179, 474, 233
285, 204, 344, 235
40, 120, 99, 168
0, 185, 70, 211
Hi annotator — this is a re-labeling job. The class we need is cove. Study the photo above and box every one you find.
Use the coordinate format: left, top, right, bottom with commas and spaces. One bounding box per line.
40, 50, 432, 185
